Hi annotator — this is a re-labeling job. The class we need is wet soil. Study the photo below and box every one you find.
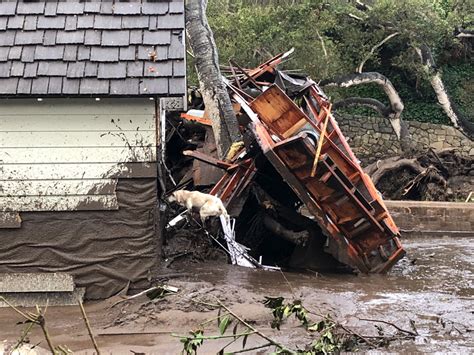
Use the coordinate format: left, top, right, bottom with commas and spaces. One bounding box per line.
0, 237, 472, 354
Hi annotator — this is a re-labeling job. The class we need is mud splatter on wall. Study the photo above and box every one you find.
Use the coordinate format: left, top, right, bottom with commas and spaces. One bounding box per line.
0, 98, 157, 226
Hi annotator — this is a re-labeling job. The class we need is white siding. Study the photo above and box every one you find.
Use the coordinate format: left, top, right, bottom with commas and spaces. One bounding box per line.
0, 98, 156, 213
1, 180, 117, 196
1, 131, 155, 147
1, 147, 155, 164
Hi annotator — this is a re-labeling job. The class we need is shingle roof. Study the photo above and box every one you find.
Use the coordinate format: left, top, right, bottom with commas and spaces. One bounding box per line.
0, 0, 185, 96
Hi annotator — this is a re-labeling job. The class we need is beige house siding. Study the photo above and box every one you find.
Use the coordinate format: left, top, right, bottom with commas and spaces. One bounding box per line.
0, 98, 157, 221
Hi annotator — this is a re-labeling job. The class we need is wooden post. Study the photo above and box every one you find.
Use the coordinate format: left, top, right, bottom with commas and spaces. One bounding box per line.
310, 106, 331, 177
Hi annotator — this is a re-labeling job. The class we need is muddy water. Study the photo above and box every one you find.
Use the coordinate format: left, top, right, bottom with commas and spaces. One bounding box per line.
0, 237, 472, 354
190, 237, 474, 353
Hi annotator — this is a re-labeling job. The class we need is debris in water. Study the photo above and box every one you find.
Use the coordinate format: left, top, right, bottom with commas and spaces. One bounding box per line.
165, 50, 405, 273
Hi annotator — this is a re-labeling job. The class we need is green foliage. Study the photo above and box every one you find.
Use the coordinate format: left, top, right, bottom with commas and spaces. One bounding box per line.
263, 297, 311, 330
190, 0, 473, 125
442, 62, 474, 122
218, 315, 232, 335
180, 329, 205, 355
263, 297, 348, 354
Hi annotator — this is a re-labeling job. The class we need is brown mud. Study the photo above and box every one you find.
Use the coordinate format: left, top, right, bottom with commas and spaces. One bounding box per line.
0, 237, 472, 354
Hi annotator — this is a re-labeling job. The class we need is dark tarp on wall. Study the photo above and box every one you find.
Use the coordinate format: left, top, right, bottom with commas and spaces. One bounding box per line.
0, 178, 159, 299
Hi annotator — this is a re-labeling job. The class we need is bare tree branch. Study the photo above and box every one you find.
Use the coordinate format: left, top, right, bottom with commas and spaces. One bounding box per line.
355, 0, 372, 11
321, 72, 415, 153
321, 72, 404, 122
415, 45, 474, 136
348, 13, 365, 21
79, 301, 101, 355
455, 27, 474, 38
315, 29, 328, 58
357, 32, 400, 73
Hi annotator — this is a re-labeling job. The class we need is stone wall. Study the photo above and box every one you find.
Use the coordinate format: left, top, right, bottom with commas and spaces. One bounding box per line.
336, 114, 473, 164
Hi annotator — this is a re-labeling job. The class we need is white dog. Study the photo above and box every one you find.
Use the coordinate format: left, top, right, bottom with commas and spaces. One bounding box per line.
167, 190, 229, 222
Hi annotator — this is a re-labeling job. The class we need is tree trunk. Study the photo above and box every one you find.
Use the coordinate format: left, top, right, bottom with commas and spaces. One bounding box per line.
321, 72, 413, 153
185, 0, 241, 158
415, 45, 474, 137
263, 216, 309, 246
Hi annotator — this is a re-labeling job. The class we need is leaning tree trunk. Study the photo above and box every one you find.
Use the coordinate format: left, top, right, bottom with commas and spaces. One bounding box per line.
320, 72, 413, 154
186, 0, 241, 158
415, 45, 474, 137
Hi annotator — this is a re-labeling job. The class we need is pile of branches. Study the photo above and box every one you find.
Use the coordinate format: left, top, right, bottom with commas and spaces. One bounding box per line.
365, 149, 473, 201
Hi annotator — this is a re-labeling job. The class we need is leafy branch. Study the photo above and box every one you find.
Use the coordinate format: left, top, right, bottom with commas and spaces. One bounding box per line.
174, 298, 296, 354
174, 295, 421, 354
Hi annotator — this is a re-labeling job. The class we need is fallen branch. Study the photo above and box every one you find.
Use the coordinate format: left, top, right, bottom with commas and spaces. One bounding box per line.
232, 342, 273, 353
165, 251, 192, 268
359, 317, 418, 336
172, 331, 256, 340
369, 158, 423, 185
321, 72, 405, 141
0, 296, 57, 354
11, 321, 35, 353
154, 272, 192, 281
79, 300, 101, 355
110, 285, 179, 308
402, 165, 446, 196
216, 299, 297, 354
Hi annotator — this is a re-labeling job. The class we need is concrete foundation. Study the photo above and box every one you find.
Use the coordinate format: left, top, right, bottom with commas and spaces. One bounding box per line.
0, 273, 84, 307
0, 273, 74, 293
386, 200, 474, 238
0, 288, 85, 307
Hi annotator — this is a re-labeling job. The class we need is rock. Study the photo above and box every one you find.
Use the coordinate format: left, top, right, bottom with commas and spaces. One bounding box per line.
431, 141, 444, 150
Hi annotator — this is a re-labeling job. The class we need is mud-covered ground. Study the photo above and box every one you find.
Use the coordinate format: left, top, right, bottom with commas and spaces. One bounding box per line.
0, 237, 473, 354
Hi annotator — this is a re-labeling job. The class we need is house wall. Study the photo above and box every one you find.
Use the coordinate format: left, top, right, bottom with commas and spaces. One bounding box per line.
0, 98, 160, 298
0, 98, 156, 220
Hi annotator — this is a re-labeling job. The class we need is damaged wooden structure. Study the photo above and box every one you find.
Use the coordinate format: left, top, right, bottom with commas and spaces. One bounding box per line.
183, 51, 405, 273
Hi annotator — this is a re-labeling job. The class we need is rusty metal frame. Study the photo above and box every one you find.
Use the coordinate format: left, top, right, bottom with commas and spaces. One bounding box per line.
184, 51, 405, 273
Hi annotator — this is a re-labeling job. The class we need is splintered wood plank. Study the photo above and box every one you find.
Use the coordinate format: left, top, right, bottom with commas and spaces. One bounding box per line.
282, 118, 308, 138
250, 85, 309, 137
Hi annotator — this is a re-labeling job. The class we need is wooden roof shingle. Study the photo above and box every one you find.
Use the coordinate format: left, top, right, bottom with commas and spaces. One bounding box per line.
0, 0, 185, 97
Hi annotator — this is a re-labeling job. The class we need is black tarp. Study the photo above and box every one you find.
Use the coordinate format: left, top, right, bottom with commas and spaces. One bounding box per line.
0, 178, 159, 299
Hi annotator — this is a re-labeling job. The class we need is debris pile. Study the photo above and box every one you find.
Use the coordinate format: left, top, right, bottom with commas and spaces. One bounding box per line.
165, 50, 405, 273
366, 149, 474, 202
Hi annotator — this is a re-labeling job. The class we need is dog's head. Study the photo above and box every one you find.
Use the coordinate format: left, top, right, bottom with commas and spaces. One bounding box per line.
167, 191, 178, 203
